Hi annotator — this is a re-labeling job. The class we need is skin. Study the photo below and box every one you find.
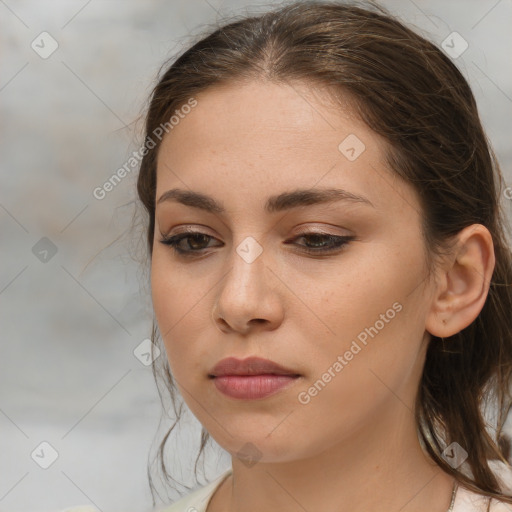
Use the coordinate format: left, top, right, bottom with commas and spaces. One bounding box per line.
150, 79, 495, 512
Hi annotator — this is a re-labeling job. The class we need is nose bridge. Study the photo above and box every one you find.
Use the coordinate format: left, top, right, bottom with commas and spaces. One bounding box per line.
213, 233, 283, 332
224, 234, 268, 298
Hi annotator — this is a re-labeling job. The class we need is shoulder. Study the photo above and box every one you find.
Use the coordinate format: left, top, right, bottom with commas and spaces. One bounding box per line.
157, 468, 232, 512
452, 462, 512, 512
54, 469, 232, 512
490, 501, 512, 512
488, 461, 512, 512
454, 486, 512, 512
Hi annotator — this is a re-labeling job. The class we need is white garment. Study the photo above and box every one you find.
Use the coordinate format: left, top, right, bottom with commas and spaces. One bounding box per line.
158, 468, 512, 512
156, 469, 232, 512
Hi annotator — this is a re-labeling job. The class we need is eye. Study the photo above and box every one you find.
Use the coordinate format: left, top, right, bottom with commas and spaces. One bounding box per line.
159, 231, 220, 256
159, 230, 356, 258
288, 232, 355, 255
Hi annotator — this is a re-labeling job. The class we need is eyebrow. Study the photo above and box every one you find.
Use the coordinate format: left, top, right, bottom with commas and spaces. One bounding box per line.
156, 187, 374, 214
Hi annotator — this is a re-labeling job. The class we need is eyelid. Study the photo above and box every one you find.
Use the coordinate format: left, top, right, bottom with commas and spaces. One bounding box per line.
159, 224, 217, 239
159, 223, 351, 241
158, 228, 356, 259
289, 224, 352, 236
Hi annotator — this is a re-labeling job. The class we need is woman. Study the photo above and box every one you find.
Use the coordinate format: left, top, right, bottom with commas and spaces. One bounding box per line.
136, 1, 512, 511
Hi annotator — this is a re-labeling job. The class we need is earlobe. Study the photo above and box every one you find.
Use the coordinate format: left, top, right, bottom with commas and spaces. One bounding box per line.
425, 224, 495, 338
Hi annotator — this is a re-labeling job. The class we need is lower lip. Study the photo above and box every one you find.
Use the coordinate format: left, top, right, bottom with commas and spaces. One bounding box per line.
212, 374, 300, 400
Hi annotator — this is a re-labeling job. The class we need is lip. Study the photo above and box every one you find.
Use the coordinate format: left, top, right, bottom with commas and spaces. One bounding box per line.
208, 357, 301, 400
209, 356, 300, 377
212, 375, 300, 400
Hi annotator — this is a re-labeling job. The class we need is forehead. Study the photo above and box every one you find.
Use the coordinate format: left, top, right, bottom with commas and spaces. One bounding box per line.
159, 79, 362, 158
155, 80, 418, 219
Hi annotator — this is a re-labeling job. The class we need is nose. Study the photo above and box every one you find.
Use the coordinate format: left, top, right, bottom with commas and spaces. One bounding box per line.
212, 241, 285, 335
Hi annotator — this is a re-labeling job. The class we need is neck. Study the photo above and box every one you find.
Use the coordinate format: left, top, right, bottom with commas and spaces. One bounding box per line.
215, 401, 455, 512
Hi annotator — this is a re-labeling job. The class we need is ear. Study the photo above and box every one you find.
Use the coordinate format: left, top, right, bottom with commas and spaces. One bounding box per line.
425, 224, 495, 338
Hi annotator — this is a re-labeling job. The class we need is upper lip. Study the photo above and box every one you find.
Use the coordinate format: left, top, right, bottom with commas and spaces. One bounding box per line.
209, 356, 300, 377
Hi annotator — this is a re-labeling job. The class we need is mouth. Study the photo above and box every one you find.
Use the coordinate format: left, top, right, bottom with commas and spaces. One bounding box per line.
210, 374, 301, 400
208, 356, 301, 400
208, 356, 301, 378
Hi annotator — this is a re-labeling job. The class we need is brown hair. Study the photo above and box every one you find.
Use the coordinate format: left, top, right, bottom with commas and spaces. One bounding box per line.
136, 0, 512, 505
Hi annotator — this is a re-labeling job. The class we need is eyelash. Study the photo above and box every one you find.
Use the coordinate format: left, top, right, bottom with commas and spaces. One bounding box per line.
158, 230, 355, 258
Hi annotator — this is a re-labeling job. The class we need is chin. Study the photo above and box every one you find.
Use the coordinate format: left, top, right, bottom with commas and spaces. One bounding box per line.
210, 425, 307, 465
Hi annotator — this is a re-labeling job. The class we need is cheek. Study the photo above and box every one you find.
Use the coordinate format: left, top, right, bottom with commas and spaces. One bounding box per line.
150, 253, 213, 377
308, 263, 400, 342
150, 250, 203, 330
151, 256, 176, 334
305, 245, 428, 386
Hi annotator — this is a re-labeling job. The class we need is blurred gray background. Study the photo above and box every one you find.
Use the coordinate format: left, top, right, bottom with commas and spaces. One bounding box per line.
1, 1, 511, 511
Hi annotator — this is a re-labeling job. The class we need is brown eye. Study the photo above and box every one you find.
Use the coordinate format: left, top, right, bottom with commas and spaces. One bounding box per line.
159, 232, 221, 256
159, 231, 355, 258
288, 233, 355, 255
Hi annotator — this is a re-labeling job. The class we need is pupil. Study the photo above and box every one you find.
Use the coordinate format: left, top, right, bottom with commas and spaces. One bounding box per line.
307, 234, 326, 247
189, 234, 208, 249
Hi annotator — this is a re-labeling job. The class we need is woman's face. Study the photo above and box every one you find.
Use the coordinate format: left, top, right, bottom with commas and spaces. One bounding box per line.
151, 79, 436, 463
